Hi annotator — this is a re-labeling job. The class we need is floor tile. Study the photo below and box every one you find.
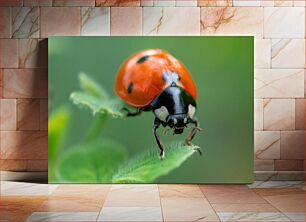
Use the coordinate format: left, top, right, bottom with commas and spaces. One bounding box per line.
98, 207, 162, 221
103, 184, 160, 207
25, 212, 99, 221
212, 203, 278, 212
283, 212, 305, 222
1, 181, 58, 196
52, 184, 111, 199
255, 188, 305, 212
0, 196, 47, 221
38, 196, 104, 212
248, 181, 304, 189
217, 212, 291, 221
158, 184, 203, 198
161, 197, 220, 221
199, 185, 266, 204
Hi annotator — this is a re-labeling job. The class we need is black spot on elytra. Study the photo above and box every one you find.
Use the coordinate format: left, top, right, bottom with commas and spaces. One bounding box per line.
128, 82, 134, 94
137, 55, 150, 64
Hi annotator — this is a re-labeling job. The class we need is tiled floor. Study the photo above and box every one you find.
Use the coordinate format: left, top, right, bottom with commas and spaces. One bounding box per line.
0, 181, 304, 222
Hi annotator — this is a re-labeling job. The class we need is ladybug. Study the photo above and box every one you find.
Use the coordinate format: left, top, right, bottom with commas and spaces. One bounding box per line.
115, 49, 201, 160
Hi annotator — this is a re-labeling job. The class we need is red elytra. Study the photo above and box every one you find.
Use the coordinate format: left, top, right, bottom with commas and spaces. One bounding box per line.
115, 49, 197, 107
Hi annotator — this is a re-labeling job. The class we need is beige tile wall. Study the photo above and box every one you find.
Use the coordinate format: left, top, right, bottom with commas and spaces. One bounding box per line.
0, 0, 304, 180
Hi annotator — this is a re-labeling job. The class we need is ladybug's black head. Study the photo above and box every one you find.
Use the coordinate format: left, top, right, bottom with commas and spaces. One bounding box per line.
151, 86, 197, 135
166, 114, 188, 134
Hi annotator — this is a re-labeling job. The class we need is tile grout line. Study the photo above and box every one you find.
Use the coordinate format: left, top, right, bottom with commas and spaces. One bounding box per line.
197, 184, 222, 222
95, 184, 112, 221
157, 184, 165, 222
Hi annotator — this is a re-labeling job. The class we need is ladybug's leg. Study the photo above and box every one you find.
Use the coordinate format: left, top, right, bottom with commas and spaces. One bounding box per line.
185, 117, 202, 155
153, 117, 165, 160
122, 107, 142, 117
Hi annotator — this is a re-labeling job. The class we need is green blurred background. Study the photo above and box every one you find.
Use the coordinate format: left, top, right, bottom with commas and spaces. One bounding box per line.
49, 36, 254, 183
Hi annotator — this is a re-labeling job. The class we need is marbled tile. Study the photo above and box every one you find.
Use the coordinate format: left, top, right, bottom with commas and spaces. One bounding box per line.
248, 181, 304, 188
200, 7, 263, 37
0, 7, 11, 38
198, 0, 232, 6
212, 203, 278, 212
158, 184, 203, 198
304, 70, 306, 98
199, 185, 266, 204
176, 0, 197, 6
255, 99, 263, 130
255, 188, 305, 212
39, 99, 48, 130
3, 69, 48, 98
23, 0, 52, 6
263, 99, 295, 130
141, 0, 153, 6
1, 181, 58, 196
255, 171, 304, 181
161, 197, 219, 221
41, 7, 80, 38
261, 0, 274, 6
154, 0, 175, 6
12, 7, 39, 38
275, 160, 304, 171
0, 0, 22, 6
255, 39, 271, 68
254, 131, 280, 160
295, 99, 305, 130
38, 196, 104, 212
0, 99, 17, 130
104, 185, 160, 207
293, 0, 305, 6
280, 131, 305, 160
53, 0, 95, 6
26, 212, 99, 222
110, 7, 142, 35
233, 0, 260, 6
27, 159, 48, 171
52, 184, 111, 199
0, 69, 3, 98
143, 7, 200, 35
17, 99, 40, 130
98, 207, 162, 221
96, 0, 140, 6
255, 188, 304, 196
0, 159, 27, 171
254, 160, 274, 171
272, 39, 305, 68
217, 212, 291, 221
81, 7, 110, 36
0, 196, 47, 221
19, 39, 48, 68
0, 39, 18, 68
274, 0, 293, 6
0, 131, 48, 159
283, 212, 305, 222
264, 7, 305, 38
255, 69, 304, 98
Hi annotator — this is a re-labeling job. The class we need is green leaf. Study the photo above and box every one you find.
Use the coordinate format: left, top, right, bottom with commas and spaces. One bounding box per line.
55, 139, 128, 183
48, 107, 70, 163
48, 106, 70, 181
71, 73, 138, 118
112, 142, 200, 183
78, 72, 108, 99
70, 91, 135, 118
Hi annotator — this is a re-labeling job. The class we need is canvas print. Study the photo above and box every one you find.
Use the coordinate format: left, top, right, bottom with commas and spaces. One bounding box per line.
48, 36, 254, 183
